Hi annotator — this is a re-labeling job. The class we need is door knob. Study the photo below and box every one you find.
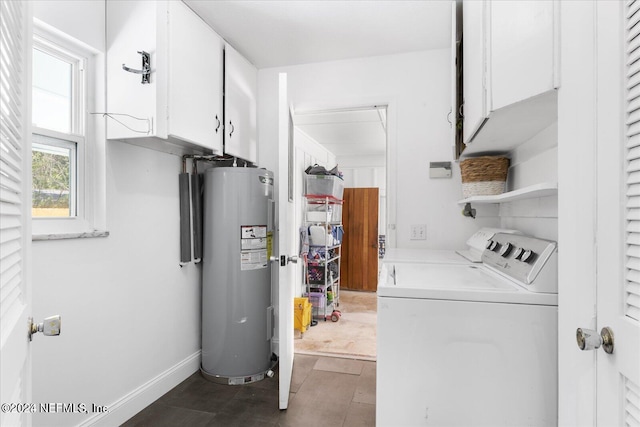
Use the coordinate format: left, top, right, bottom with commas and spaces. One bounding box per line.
576, 326, 614, 354
278, 255, 299, 266
28, 315, 61, 341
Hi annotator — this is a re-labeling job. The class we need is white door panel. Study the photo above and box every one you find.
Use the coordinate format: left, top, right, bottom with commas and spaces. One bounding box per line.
277, 73, 295, 409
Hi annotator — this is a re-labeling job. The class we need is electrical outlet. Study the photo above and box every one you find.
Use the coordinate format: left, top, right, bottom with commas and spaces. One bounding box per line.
410, 224, 426, 240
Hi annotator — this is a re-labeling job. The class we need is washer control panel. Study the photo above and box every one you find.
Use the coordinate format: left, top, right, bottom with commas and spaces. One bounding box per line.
482, 233, 557, 293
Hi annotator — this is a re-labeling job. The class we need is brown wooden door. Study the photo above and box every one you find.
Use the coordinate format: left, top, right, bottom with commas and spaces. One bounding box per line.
341, 188, 379, 291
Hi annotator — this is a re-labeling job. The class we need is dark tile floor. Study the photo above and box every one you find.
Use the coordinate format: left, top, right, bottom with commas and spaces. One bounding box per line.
122, 354, 376, 427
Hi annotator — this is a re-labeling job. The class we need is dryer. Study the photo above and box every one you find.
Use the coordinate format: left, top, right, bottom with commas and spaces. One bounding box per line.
377, 233, 558, 426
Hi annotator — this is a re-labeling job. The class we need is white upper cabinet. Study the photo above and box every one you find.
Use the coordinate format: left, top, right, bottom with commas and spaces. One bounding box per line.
224, 44, 258, 163
462, 0, 559, 156
106, 0, 224, 154
167, 1, 223, 151
490, 1, 555, 111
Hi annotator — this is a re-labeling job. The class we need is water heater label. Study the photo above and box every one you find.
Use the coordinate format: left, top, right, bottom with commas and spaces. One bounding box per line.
240, 250, 268, 270
241, 225, 267, 239
240, 225, 268, 270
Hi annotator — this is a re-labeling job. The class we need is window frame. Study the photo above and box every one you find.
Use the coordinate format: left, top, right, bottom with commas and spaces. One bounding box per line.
32, 131, 82, 218
31, 19, 106, 238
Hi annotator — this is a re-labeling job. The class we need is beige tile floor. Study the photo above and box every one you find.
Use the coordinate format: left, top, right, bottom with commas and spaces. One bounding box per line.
294, 290, 377, 361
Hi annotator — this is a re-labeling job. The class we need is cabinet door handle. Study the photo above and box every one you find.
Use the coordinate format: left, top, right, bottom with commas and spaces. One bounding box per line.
122, 51, 150, 84
215, 115, 221, 133
229, 121, 234, 138
459, 102, 465, 119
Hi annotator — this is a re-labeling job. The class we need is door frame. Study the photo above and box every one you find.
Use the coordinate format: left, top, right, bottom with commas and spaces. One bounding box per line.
558, 2, 599, 424
291, 101, 397, 250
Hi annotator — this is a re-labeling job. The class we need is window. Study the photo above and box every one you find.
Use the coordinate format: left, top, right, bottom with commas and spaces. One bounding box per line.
32, 34, 84, 219
31, 20, 106, 237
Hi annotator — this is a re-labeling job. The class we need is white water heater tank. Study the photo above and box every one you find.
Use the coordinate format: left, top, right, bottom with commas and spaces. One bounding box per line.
201, 166, 275, 385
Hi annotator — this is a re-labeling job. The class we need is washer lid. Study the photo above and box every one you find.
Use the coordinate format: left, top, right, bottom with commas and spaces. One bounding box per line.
382, 248, 469, 264
378, 263, 557, 306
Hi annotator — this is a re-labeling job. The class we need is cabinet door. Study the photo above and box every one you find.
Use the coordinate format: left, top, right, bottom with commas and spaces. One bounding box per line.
490, 1, 555, 111
168, 1, 223, 152
451, 1, 463, 158
462, 0, 487, 145
106, 0, 160, 139
224, 44, 257, 163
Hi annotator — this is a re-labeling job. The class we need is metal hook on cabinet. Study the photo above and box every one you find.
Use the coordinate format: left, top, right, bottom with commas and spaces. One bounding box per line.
122, 51, 150, 84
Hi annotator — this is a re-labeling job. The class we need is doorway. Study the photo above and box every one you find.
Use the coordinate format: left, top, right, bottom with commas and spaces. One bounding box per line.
292, 105, 387, 360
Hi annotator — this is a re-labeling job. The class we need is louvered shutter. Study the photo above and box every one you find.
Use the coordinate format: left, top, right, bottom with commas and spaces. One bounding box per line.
0, 0, 29, 310
0, 1, 30, 425
627, 0, 640, 323
625, 4, 640, 427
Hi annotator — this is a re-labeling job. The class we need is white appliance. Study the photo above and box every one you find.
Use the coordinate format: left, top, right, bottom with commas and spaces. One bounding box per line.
201, 167, 276, 385
377, 233, 558, 426
382, 227, 520, 265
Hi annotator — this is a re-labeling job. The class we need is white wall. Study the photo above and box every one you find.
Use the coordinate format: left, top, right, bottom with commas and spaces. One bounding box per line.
339, 154, 387, 235
499, 122, 559, 241
31, 3, 201, 426
259, 50, 495, 251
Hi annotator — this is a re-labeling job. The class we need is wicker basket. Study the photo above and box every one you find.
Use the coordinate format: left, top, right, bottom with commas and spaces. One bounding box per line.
460, 156, 510, 198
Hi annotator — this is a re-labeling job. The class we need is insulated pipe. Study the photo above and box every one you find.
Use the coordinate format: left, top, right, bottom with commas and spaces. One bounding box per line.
191, 159, 203, 263
179, 158, 191, 265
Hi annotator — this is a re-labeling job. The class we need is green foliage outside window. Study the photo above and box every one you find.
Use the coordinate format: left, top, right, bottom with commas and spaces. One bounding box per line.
32, 150, 70, 209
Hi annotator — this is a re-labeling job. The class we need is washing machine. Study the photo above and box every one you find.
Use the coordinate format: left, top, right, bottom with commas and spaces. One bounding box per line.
376, 233, 558, 426
381, 227, 521, 265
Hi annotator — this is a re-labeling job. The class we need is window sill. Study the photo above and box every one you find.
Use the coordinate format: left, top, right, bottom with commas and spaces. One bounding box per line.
32, 230, 110, 241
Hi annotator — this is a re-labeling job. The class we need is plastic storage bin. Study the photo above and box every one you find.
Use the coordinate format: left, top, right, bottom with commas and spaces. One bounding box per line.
306, 291, 326, 310
305, 203, 342, 223
305, 175, 344, 199
294, 297, 312, 334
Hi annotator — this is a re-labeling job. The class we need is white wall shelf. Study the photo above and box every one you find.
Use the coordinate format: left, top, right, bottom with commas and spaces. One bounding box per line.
457, 182, 558, 205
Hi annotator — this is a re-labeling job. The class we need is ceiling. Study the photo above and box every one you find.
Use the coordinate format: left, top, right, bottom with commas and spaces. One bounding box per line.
184, 0, 452, 159
185, 0, 452, 69
294, 107, 387, 157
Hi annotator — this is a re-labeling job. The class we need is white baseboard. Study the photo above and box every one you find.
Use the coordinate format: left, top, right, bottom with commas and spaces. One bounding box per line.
77, 351, 201, 427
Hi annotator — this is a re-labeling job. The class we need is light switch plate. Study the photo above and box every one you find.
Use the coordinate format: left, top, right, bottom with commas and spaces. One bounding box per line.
410, 224, 427, 240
